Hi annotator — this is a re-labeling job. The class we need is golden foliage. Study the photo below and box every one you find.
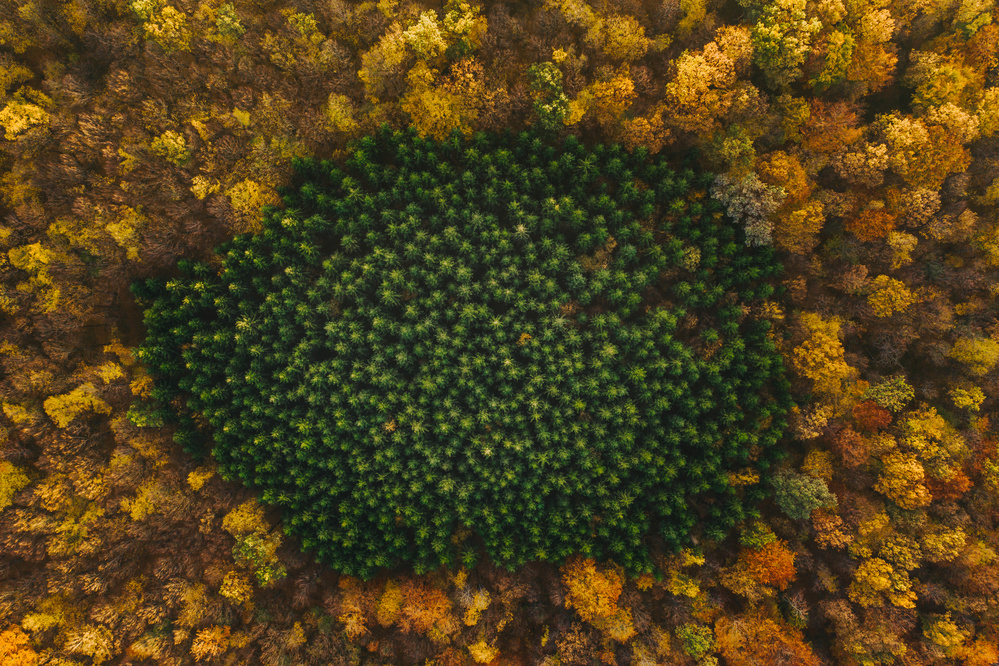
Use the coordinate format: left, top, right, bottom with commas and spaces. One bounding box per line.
463, 590, 491, 626
950, 385, 985, 411
468, 640, 499, 663
222, 499, 269, 536
867, 275, 916, 317
0, 626, 39, 666
150, 130, 190, 165
400, 58, 486, 140
120, 480, 164, 521
922, 528, 967, 563
187, 466, 215, 491
979, 87, 999, 137
226, 179, 281, 233
191, 626, 230, 661
43, 384, 111, 428
666, 42, 737, 135
132, 2, 192, 52
7, 243, 64, 312
949, 336, 999, 375
325, 94, 358, 134
376, 580, 404, 627
0, 100, 48, 139
923, 613, 967, 650
358, 24, 409, 102
887, 231, 918, 269
848, 557, 917, 608
0, 462, 30, 512
570, 69, 636, 128
65, 624, 115, 664
954, 637, 999, 666
802, 450, 834, 481
597, 14, 651, 62
398, 579, 458, 640
561, 556, 637, 642
791, 313, 856, 397
875, 451, 931, 509
219, 570, 254, 605
774, 201, 824, 255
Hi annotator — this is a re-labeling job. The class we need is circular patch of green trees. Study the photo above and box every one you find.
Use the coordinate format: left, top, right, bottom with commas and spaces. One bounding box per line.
133, 128, 791, 577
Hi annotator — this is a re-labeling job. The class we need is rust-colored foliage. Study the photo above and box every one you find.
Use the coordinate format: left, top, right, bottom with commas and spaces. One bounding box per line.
812, 508, 853, 549
852, 401, 893, 432
926, 469, 972, 501
800, 99, 863, 153
715, 612, 821, 666
618, 114, 670, 155
742, 540, 797, 591
846, 209, 897, 242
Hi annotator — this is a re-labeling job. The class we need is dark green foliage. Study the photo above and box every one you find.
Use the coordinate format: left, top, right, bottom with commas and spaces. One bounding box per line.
133, 127, 790, 578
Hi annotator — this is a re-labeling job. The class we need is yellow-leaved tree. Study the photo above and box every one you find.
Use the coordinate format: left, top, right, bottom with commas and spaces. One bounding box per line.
791, 312, 858, 401
0, 461, 30, 511
867, 275, 917, 317
949, 336, 999, 375
43, 383, 111, 428
561, 556, 636, 642
848, 557, 917, 608
665, 41, 737, 136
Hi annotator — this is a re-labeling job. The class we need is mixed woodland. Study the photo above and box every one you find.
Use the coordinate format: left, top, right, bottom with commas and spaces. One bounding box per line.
0, 0, 998, 662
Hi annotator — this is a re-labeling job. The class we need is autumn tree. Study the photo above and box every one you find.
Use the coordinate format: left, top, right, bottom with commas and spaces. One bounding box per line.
0, 462, 30, 511
867, 275, 916, 318
742, 539, 797, 590
875, 451, 931, 509
949, 336, 999, 376
0, 626, 38, 666
397, 579, 459, 642
711, 172, 785, 246
743, 0, 821, 89
715, 611, 820, 665
665, 40, 737, 135
130, 0, 192, 52
848, 557, 917, 608
791, 312, 857, 400
527, 61, 570, 131
561, 556, 637, 642
853, 401, 893, 431
846, 209, 897, 242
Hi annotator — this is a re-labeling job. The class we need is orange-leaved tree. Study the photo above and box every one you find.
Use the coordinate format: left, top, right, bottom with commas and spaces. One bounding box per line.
715, 611, 821, 665
742, 539, 797, 591
0, 626, 39, 666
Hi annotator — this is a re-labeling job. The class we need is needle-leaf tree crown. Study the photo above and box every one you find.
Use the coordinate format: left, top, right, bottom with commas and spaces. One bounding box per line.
133, 127, 791, 578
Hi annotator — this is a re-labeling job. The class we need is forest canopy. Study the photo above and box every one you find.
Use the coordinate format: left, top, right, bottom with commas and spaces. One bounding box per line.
133, 127, 790, 578
3, 0, 999, 659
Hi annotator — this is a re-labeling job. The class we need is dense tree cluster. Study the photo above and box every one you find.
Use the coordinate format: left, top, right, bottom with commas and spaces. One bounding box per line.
135, 128, 789, 577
